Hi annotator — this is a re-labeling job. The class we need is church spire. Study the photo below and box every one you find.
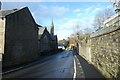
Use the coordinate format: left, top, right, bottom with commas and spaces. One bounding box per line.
50, 19, 54, 35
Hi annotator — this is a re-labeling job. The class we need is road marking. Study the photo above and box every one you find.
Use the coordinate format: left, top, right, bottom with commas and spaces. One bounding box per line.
1, 67, 24, 75
73, 57, 76, 80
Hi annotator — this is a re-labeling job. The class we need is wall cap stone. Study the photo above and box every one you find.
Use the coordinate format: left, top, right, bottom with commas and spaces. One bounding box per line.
90, 25, 120, 38
91, 13, 120, 38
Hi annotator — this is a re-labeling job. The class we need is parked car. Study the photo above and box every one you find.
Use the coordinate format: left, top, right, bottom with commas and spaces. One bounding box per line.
58, 44, 65, 50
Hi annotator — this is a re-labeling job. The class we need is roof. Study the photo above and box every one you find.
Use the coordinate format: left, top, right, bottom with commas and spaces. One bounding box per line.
38, 27, 57, 41
0, 7, 27, 18
0, 9, 18, 18
36, 24, 42, 27
50, 34, 57, 41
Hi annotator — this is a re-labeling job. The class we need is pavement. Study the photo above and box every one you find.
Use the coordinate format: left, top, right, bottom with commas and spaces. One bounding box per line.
75, 55, 106, 79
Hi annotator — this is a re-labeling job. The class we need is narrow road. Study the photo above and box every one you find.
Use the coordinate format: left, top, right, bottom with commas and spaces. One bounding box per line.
3, 51, 75, 78
2, 50, 105, 79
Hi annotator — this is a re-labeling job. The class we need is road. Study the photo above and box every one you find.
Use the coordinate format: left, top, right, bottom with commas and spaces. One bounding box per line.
2, 50, 105, 79
3, 51, 79, 79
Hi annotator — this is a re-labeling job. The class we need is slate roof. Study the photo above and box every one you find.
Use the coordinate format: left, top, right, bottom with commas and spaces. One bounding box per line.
38, 27, 57, 41
50, 34, 57, 41
0, 7, 27, 18
0, 9, 19, 18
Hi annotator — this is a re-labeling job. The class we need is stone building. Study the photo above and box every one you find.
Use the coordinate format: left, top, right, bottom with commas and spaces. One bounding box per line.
49, 20, 58, 51
38, 22, 58, 56
0, 7, 39, 68
50, 34, 58, 52
38, 26, 51, 55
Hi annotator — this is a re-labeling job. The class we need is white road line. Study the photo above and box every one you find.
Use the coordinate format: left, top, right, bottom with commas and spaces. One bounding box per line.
73, 57, 76, 80
1, 67, 24, 75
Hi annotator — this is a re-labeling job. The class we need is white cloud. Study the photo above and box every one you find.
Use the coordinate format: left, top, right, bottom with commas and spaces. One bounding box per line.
55, 29, 72, 40
107, 5, 112, 8
85, 6, 103, 12
59, 19, 80, 30
74, 9, 81, 13
55, 18, 94, 40
77, 13, 82, 16
63, 18, 68, 20
85, 7, 93, 12
94, 7, 102, 12
84, 6, 104, 15
36, 5, 69, 19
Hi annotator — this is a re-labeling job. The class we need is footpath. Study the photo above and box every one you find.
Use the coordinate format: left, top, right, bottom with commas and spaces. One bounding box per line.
73, 50, 106, 79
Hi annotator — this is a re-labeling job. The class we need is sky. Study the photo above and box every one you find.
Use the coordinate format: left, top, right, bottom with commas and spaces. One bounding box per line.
1, 2, 115, 40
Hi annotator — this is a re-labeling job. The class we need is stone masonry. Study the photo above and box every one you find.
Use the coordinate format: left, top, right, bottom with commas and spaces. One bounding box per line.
90, 28, 120, 79
78, 10, 120, 79
1, 7, 39, 68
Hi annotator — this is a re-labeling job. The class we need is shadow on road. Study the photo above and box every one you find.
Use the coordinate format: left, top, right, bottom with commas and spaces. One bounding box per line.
73, 50, 106, 79
2, 50, 63, 73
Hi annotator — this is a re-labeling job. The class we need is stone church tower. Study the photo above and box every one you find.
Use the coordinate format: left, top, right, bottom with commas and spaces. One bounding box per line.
50, 19, 54, 35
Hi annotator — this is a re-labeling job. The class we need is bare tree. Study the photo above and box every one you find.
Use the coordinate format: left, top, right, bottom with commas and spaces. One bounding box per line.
83, 28, 93, 34
93, 8, 115, 30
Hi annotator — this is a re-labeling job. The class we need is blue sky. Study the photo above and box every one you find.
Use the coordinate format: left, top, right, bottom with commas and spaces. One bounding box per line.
2, 2, 115, 40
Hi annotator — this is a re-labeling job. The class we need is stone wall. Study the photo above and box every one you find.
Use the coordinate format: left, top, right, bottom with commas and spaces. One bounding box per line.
78, 14, 120, 79
90, 27, 120, 79
89, 13, 120, 79
77, 40, 91, 62
2, 7, 39, 68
